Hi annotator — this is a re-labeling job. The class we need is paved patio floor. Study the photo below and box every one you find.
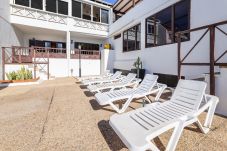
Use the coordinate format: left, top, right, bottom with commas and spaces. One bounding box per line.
0, 77, 226, 151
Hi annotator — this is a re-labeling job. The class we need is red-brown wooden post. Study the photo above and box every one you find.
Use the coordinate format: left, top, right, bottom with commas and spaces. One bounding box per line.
2, 47, 5, 80
47, 50, 50, 80
177, 33, 182, 80
18, 47, 22, 64
210, 26, 215, 95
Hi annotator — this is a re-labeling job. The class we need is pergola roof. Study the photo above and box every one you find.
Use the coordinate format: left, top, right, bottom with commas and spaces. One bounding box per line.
113, 0, 141, 15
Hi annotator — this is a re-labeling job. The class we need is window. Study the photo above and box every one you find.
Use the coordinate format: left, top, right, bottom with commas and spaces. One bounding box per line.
123, 24, 141, 52
174, 0, 190, 41
101, 9, 109, 24
46, 0, 68, 15
83, 3, 91, 20
31, 0, 43, 10
46, 0, 57, 13
15, 0, 29, 7
145, 0, 190, 47
75, 42, 99, 50
72, 0, 81, 18
93, 6, 100, 22
58, 0, 68, 15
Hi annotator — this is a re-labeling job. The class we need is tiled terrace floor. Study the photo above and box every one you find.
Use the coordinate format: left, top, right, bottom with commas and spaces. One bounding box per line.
0, 77, 226, 151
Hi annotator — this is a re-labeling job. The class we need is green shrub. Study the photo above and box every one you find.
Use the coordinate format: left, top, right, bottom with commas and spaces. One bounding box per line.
6, 66, 33, 80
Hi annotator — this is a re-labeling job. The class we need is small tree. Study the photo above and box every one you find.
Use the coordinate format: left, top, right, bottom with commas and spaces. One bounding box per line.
133, 57, 143, 77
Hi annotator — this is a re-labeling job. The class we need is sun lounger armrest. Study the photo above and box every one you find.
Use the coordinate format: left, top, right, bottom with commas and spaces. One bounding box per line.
193, 95, 219, 117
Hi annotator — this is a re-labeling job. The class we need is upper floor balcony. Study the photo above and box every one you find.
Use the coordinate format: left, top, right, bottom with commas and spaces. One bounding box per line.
10, 0, 112, 36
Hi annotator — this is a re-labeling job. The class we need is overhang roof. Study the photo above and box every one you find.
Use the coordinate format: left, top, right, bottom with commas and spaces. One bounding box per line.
113, 0, 141, 15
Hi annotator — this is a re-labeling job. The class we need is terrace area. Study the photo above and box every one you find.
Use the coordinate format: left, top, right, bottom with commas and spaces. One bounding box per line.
0, 77, 226, 151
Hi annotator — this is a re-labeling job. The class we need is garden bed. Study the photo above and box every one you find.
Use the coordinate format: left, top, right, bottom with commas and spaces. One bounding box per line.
0, 77, 40, 84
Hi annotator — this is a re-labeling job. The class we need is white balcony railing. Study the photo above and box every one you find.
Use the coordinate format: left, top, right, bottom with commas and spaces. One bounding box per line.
11, 4, 67, 25
10, 4, 109, 32
73, 17, 108, 31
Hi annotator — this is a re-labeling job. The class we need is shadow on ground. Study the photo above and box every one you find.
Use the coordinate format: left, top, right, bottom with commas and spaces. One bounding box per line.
84, 91, 94, 97
89, 99, 116, 113
79, 85, 87, 89
98, 120, 126, 151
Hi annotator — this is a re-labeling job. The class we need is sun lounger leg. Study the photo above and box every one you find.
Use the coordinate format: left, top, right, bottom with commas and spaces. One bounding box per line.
166, 122, 184, 151
204, 96, 219, 130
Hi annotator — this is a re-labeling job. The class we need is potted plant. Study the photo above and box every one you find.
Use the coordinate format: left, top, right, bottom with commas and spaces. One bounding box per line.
131, 57, 145, 79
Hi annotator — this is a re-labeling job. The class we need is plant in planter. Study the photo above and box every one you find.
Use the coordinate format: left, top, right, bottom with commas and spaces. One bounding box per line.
6, 67, 33, 80
131, 57, 145, 79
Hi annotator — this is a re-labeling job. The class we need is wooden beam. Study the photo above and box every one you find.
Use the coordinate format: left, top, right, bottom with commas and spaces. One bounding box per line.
181, 29, 209, 62
177, 33, 181, 79
210, 26, 215, 95
118, 0, 132, 13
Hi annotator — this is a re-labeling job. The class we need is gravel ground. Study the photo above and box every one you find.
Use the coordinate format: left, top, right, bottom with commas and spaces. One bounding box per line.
0, 77, 226, 151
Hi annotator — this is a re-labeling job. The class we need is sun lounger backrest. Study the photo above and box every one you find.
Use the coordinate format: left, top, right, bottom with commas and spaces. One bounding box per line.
111, 71, 122, 79
121, 73, 136, 84
170, 79, 207, 110
137, 74, 158, 92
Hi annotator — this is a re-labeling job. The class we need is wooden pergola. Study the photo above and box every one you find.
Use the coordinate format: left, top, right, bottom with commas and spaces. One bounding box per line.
177, 20, 227, 95
113, 0, 141, 19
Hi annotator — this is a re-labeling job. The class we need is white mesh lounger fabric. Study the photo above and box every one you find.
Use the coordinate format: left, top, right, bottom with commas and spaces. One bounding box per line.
87, 73, 139, 93
95, 74, 167, 113
109, 79, 219, 151
78, 70, 111, 82
82, 71, 122, 85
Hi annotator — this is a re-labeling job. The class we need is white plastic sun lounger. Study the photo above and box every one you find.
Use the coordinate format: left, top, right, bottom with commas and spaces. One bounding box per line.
78, 70, 111, 82
109, 80, 219, 151
82, 71, 122, 85
95, 74, 167, 113
87, 73, 140, 93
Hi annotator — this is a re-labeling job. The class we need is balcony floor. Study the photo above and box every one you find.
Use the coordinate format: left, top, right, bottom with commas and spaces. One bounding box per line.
0, 77, 226, 151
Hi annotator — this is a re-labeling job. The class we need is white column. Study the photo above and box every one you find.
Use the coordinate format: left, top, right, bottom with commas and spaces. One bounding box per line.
43, 0, 46, 11
109, 8, 113, 24
66, 31, 71, 76
141, 18, 146, 50
68, 0, 72, 16
91, 4, 93, 21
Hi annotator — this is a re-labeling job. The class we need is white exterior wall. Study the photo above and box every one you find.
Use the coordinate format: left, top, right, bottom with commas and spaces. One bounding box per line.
0, 0, 25, 80
110, 0, 227, 116
110, 0, 227, 77
49, 59, 100, 77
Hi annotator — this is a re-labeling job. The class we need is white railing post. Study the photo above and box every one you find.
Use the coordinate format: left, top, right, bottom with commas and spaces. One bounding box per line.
68, 0, 72, 17
43, 0, 46, 11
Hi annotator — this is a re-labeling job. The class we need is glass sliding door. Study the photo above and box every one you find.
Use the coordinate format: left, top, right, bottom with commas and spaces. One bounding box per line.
58, 0, 68, 15
31, 0, 43, 10
93, 6, 100, 22
46, 0, 57, 13
72, 0, 81, 18
101, 9, 109, 24
82, 3, 91, 20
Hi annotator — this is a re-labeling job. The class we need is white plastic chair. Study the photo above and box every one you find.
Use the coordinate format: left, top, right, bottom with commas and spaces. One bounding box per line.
95, 74, 167, 113
109, 79, 219, 151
